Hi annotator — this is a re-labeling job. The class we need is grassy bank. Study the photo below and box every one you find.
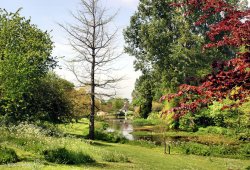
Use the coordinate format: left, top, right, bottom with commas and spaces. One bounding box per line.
0, 120, 249, 170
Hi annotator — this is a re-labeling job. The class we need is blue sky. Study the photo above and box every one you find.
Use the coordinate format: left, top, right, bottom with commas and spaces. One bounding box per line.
1, 0, 141, 100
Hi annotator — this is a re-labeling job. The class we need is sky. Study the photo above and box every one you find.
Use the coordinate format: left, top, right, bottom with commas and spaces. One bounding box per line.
1, 0, 140, 100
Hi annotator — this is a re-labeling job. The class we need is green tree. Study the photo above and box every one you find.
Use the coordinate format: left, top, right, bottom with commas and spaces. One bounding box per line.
124, 0, 231, 114
0, 9, 56, 123
33, 72, 74, 123
132, 73, 154, 119
69, 87, 91, 121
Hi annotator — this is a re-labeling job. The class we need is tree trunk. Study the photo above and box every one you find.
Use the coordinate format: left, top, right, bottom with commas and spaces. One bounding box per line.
89, 2, 96, 140
59, 0, 120, 140
89, 43, 96, 139
89, 60, 95, 140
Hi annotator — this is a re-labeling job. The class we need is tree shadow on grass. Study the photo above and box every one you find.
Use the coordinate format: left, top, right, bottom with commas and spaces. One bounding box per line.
61, 132, 115, 147
88, 141, 113, 147
45, 161, 110, 169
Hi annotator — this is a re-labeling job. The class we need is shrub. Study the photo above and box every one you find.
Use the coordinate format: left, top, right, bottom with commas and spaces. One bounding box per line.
127, 140, 157, 148
94, 130, 127, 143
180, 142, 250, 158
181, 142, 211, 156
132, 118, 159, 126
43, 148, 95, 164
0, 146, 19, 164
210, 145, 238, 155
101, 151, 130, 162
179, 113, 198, 132
147, 112, 161, 120
239, 143, 250, 157
198, 126, 233, 136
8, 122, 63, 138
152, 102, 163, 112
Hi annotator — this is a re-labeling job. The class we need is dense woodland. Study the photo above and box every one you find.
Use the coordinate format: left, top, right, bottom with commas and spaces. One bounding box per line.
0, 0, 249, 169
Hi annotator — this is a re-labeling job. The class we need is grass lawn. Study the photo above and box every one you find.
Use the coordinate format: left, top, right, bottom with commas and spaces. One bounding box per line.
0, 120, 249, 170
0, 141, 249, 170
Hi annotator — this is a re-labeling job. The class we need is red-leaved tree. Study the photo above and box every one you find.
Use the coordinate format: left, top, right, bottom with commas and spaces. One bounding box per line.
161, 0, 250, 119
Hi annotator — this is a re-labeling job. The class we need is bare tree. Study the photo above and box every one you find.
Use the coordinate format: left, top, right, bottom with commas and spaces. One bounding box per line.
59, 0, 121, 140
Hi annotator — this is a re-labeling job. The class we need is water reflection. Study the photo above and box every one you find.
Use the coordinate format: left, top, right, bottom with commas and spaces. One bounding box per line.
105, 118, 190, 145
106, 118, 134, 140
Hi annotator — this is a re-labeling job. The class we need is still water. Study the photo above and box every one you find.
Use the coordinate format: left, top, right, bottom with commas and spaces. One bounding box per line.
105, 117, 189, 145
106, 118, 134, 140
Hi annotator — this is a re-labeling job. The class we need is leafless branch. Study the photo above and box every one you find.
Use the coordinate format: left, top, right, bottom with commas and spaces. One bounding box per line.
59, 0, 122, 139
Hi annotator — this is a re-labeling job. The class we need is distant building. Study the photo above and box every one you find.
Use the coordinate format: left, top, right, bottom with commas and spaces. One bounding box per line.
96, 111, 108, 117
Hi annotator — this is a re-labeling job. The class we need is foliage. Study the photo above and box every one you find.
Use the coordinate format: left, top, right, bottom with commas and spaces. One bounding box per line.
147, 112, 161, 120
175, 99, 250, 131
198, 126, 233, 136
94, 129, 127, 143
8, 122, 63, 138
180, 142, 250, 158
132, 118, 160, 126
66, 87, 90, 121
1, 121, 250, 169
152, 102, 163, 112
100, 98, 128, 114
179, 113, 198, 132
132, 73, 154, 119
0, 146, 19, 164
43, 147, 95, 164
125, 0, 230, 117
181, 142, 211, 156
1, 122, 64, 153
33, 72, 75, 123
162, 0, 250, 118
0, 9, 56, 123
101, 151, 130, 163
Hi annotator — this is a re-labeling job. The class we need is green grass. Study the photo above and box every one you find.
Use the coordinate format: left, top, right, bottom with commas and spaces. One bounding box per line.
0, 142, 249, 170
0, 121, 249, 170
132, 118, 161, 126
0, 146, 19, 164
43, 147, 95, 164
57, 119, 89, 137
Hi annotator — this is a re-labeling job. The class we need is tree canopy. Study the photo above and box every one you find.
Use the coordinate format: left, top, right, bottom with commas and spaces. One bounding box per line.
124, 0, 233, 118
0, 9, 58, 123
161, 0, 250, 119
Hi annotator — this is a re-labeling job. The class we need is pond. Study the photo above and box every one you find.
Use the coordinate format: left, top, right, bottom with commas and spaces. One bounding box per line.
104, 117, 192, 145
106, 118, 134, 140
105, 117, 181, 145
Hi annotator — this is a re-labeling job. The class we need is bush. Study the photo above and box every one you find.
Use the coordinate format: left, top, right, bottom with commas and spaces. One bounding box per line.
180, 142, 250, 158
181, 142, 211, 156
152, 102, 163, 112
94, 130, 127, 143
239, 143, 250, 157
179, 113, 198, 132
198, 126, 232, 136
0, 146, 19, 164
147, 112, 161, 120
101, 151, 130, 162
43, 148, 95, 164
132, 118, 159, 126
7, 122, 64, 139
